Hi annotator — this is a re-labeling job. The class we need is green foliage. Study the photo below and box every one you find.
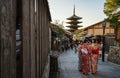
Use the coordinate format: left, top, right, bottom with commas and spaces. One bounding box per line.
116, 0, 120, 6
104, 0, 120, 28
105, 14, 120, 28
52, 24, 65, 39
104, 0, 119, 16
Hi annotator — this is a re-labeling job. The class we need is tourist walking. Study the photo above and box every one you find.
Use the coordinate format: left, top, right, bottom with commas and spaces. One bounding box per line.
77, 40, 84, 71
90, 39, 100, 74
79, 39, 90, 75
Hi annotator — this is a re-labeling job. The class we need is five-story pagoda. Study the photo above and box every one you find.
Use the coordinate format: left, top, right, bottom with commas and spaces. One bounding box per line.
66, 6, 82, 32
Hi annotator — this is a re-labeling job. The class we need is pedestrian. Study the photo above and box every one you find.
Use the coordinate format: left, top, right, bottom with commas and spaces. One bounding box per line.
80, 39, 90, 75
77, 40, 84, 71
90, 39, 100, 74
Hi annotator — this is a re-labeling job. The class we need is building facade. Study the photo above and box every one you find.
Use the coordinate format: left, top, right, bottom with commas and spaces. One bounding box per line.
84, 21, 114, 36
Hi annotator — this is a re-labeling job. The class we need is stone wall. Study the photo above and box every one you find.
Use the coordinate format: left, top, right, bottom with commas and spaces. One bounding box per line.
108, 46, 120, 64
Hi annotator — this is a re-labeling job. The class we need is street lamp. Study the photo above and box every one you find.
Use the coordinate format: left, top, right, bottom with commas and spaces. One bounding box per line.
102, 21, 106, 62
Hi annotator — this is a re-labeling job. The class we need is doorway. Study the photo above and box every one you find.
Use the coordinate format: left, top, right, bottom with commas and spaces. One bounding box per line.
16, 0, 22, 78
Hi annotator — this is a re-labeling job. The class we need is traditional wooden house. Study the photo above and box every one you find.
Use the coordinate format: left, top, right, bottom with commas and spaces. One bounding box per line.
84, 21, 116, 52
50, 23, 59, 51
0, 0, 51, 78
84, 21, 114, 36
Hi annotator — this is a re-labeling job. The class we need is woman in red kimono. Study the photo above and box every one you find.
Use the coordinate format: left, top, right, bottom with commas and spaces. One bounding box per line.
90, 39, 100, 74
80, 39, 90, 75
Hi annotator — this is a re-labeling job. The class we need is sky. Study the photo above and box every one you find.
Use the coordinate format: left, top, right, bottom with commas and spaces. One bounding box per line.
48, 0, 107, 28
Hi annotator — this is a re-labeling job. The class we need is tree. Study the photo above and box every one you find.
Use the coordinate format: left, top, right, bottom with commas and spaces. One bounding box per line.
51, 23, 65, 39
104, 0, 120, 28
104, 0, 120, 40
104, 0, 120, 16
116, 0, 120, 6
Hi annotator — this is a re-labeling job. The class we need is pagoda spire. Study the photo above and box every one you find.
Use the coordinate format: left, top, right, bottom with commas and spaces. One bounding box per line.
66, 5, 83, 32
73, 5, 75, 15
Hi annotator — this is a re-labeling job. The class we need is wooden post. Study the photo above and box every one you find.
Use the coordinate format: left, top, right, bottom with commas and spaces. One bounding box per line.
0, 0, 16, 78
22, 0, 31, 78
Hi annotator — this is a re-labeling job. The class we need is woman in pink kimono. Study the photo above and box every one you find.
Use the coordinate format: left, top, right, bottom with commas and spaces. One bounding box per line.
80, 39, 91, 75
77, 40, 84, 71
90, 39, 100, 74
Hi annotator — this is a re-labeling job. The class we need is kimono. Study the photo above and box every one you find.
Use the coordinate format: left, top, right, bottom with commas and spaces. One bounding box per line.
77, 44, 82, 71
80, 44, 90, 74
91, 44, 99, 74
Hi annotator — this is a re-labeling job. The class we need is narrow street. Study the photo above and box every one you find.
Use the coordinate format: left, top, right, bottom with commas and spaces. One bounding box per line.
58, 49, 120, 78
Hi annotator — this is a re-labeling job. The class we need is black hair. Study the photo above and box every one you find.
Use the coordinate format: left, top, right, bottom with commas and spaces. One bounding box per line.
84, 39, 88, 43
92, 39, 101, 43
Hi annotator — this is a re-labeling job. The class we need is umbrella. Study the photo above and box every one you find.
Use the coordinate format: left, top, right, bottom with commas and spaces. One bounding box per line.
84, 34, 93, 38
62, 36, 69, 41
79, 37, 85, 42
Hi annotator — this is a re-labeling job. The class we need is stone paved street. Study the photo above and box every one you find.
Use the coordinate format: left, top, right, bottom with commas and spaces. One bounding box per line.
58, 49, 120, 78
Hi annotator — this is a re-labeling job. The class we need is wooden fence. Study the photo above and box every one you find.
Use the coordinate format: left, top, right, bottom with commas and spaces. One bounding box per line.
0, 0, 51, 78
105, 35, 115, 53
0, 0, 16, 78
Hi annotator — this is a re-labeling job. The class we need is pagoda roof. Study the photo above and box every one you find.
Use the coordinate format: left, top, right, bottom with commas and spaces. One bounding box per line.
67, 5, 82, 20
66, 5, 83, 33
66, 26, 82, 30
66, 20, 82, 24
66, 25, 82, 28
67, 15, 82, 20
67, 28, 76, 32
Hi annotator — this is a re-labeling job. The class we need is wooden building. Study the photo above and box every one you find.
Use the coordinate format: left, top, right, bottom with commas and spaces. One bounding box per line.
0, 0, 51, 78
117, 26, 120, 41
84, 21, 114, 36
